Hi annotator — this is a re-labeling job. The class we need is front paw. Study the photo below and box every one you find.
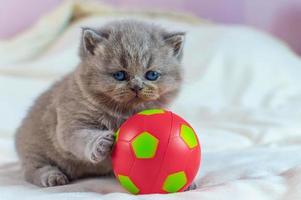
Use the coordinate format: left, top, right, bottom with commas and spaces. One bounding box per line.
88, 131, 115, 163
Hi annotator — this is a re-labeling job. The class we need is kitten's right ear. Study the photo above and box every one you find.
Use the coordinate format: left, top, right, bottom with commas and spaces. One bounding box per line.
163, 32, 185, 60
81, 28, 108, 55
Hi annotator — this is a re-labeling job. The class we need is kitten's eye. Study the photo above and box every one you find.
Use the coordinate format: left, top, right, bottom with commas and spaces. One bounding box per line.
113, 71, 127, 81
145, 71, 160, 81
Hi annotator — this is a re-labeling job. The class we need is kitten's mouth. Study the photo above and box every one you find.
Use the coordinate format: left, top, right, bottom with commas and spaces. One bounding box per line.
132, 91, 143, 99
131, 93, 143, 101
114, 90, 159, 104
129, 93, 150, 103
134, 92, 139, 98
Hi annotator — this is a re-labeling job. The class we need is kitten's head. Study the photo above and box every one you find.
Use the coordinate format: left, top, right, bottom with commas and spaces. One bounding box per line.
78, 20, 185, 111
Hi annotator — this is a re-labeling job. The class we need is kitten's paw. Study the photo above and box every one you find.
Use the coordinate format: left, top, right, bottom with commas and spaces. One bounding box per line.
40, 168, 69, 187
184, 182, 197, 191
89, 131, 115, 163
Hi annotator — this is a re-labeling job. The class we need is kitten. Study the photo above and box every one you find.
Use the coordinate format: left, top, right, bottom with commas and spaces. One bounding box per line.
15, 20, 185, 187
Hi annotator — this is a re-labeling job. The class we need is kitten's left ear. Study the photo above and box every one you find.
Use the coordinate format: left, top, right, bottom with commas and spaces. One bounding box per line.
163, 32, 185, 60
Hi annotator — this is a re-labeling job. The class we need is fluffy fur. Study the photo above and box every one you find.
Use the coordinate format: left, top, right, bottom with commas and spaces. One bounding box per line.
15, 20, 185, 187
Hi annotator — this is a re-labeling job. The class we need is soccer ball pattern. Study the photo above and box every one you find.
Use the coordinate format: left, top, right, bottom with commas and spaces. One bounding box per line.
112, 109, 201, 194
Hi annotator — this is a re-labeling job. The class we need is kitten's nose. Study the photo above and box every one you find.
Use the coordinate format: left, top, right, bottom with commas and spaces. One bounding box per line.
130, 85, 143, 93
130, 77, 143, 93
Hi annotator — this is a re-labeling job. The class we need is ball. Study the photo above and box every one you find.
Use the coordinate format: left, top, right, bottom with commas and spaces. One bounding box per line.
112, 109, 201, 194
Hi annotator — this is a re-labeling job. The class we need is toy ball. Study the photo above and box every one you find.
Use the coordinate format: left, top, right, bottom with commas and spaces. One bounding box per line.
112, 109, 201, 194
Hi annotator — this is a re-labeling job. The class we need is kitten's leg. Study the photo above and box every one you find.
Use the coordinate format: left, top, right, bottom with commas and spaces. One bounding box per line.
23, 162, 69, 187
57, 128, 115, 164
88, 131, 115, 163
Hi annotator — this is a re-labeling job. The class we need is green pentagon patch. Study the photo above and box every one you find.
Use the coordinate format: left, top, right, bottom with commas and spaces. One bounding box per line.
138, 109, 165, 115
114, 129, 120, 143
118, 175, 140, 194
162, 171, 187, 193
180, 124, 198, 149
131, 132, 159, 159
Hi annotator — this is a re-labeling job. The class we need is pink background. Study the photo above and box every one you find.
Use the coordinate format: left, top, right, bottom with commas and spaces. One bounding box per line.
0, 0, 301, 54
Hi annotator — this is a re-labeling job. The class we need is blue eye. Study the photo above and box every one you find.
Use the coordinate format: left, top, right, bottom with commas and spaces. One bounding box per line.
113, 71, 127, 81
145, 71, 160, 81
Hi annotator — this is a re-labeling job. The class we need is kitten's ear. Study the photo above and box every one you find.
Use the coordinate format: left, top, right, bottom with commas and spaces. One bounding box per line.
163, 32, 185, 60
81, 28, 108, 55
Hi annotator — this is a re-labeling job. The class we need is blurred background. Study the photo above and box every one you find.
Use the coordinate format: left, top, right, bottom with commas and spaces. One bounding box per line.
0, 0, 301, 55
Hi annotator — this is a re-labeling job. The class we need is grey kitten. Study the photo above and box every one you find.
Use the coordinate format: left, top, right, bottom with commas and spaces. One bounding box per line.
15, 20, 185, 187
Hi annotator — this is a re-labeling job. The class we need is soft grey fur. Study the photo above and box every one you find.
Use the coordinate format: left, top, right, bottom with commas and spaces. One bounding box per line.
15, 20, 185, 187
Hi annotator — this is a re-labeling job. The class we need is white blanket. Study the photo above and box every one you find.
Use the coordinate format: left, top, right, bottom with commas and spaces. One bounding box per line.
1, 1, 301, 199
